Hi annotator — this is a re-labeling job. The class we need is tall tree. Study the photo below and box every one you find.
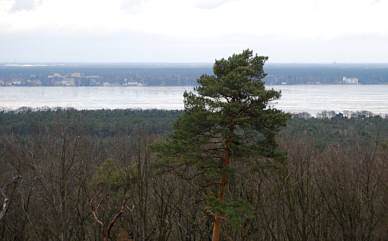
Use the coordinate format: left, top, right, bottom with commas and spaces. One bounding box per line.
152, 49, 289, 241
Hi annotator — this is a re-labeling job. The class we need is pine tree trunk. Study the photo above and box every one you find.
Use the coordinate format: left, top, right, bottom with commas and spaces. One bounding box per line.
211, 176, 227, 241
212, 214, 223, 241
211, 141, 230, 241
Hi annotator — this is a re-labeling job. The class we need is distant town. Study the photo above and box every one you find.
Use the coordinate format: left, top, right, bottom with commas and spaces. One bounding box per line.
0, 63, 387, 86
0, 72, 146, 87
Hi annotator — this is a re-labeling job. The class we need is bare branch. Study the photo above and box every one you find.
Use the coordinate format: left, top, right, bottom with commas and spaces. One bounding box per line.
106, 199, 128, 239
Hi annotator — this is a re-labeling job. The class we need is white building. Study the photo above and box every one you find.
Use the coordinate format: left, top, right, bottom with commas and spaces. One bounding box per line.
342, 76, 359, 84
123, 81, 143, 86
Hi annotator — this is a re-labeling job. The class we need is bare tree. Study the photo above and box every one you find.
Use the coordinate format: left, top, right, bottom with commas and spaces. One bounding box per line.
0, 176, 21, 221
90, 197, 129, 241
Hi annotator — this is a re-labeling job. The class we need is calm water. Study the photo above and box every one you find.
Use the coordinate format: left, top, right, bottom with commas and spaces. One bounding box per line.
0, 85, 387, 115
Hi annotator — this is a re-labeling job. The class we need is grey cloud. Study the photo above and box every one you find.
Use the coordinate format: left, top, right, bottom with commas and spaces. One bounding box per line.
9, 0, 41, 12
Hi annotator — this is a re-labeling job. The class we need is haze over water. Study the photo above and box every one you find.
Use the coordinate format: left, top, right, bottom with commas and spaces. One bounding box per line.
1, 85, 387, 116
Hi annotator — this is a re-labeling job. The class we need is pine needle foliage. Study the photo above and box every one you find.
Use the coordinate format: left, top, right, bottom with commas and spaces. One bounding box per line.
151, 49, 290, 240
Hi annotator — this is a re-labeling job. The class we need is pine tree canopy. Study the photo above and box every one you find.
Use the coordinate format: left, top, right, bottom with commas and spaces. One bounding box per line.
151, 49, 290, 238
152, 49, 289, 177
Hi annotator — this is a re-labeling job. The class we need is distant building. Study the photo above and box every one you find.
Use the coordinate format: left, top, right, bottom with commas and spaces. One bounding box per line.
71, 73, 81, 78
58, 79, 75, 86
89, 79, 101, 86
26, 79, 42, 86
48, 73, 64, 79
11, 80, 22, 86
123, 81, 143, 86
342, 76, 359, 84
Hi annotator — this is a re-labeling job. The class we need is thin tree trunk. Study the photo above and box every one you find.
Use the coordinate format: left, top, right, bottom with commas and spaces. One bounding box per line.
211, 141, 230, 241
212, 214, 223, 241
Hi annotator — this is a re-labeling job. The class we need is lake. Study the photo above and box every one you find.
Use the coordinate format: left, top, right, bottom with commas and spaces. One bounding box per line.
1, 85, 387, 115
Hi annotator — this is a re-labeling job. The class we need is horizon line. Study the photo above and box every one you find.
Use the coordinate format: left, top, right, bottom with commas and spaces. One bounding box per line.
2, 62, 388, 65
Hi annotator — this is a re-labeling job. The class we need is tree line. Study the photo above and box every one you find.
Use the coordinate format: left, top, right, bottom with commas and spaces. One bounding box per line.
1, 108, 387, 148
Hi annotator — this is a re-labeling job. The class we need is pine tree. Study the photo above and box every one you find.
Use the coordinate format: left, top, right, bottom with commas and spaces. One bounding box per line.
151, 49, 290, 241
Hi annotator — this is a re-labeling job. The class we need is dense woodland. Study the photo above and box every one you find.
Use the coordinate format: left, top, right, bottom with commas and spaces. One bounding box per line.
0, 108, 387, 241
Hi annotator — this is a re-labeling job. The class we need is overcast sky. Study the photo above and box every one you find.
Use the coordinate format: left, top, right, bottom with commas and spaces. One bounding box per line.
0, 0, 387, 63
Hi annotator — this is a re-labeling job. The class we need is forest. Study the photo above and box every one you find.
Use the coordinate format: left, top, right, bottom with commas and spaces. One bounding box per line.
1, 51, 387, 241
0, 108, 387, 241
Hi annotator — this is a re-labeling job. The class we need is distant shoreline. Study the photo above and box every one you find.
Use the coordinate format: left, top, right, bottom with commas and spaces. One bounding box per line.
2, 83, 388, 87
1, 64, 388, 85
